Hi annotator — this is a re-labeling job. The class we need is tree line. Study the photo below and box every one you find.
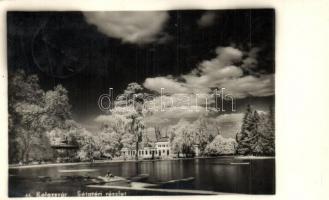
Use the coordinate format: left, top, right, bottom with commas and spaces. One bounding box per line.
8, 70, 275, 164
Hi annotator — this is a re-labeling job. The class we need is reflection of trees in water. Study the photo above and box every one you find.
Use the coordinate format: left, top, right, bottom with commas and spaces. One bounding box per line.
151, 161, 175, 181
135, 162, 139, 176
215, 164, 250, 193
249, 159, 275, 194
10, 158, 275, 195
194, 159, 200, 186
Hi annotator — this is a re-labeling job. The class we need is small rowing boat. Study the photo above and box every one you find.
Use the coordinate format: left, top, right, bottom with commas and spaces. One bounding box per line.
96, 176, 129, 183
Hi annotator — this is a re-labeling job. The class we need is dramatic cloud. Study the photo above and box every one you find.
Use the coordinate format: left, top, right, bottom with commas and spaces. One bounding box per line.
83, 11, 169, 44
241, 47, 261, 70
197, 11, 217, 27
143, 46, 274, 98
144, 111, 245, 138
142, 93, 212, 127
221, 74, 274, 98
141, 46, 274, 129
144, 105, 208, 128
143, 76, 188, 94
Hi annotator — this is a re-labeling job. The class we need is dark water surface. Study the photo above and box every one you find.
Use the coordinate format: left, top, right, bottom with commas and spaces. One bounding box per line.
9, 157, 275, 196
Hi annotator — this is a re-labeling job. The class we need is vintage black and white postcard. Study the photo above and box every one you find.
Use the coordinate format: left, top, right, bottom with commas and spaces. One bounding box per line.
2, 0, 329, 199
6, 8, 276, 197
0, 0, 280, 197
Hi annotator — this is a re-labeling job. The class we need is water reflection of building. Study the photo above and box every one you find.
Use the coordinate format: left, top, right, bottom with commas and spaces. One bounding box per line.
194, 144, 200, 157
121, 136, 171, 160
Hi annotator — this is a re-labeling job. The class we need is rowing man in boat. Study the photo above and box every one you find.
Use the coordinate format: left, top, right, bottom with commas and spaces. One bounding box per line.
97, 171, 127, 183
105, 170, 114, 178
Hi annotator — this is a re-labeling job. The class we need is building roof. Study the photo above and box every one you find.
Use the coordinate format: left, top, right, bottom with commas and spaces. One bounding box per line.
51, 144, 79, 149
156, 137, 169, 142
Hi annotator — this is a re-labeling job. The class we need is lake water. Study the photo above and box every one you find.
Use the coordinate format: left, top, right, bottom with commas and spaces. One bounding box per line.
9, 157, 275, 196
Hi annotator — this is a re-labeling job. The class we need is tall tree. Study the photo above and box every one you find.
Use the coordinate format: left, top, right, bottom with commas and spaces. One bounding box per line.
111, 83, 146, 160
249, 110, 264, 155
236, 105, 275, 156
263, 106, 275, 155
193, 116, 217, 154
127, 113, 144, 160
168, 119, 196, 157
8, 70, 73, 163
236, 105, 254, 155
8, 70, 46, 163
42, 85, 72, 129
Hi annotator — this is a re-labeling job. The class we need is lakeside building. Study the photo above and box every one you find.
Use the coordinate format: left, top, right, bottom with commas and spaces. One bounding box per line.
121, 136, 171, 160
49, 135, 79, 162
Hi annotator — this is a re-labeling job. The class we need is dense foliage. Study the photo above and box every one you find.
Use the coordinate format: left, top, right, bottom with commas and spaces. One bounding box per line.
235, 105, 275, 156
8, 71, 275, 164
204, 135, 236, 156
8, 70, 72, 163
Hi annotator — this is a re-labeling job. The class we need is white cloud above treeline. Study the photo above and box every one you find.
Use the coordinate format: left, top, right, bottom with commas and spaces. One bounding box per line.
141, 46, 274, 130
83, 11, 169, 44
143, 46, 274, 98
144, 76, 188, 94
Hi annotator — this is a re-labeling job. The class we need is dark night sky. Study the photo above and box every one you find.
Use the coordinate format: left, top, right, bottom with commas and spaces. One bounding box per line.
7, 9, 275, 121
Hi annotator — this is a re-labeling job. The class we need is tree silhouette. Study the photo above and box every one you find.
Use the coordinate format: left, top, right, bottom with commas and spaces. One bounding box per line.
236, 104, 275, 156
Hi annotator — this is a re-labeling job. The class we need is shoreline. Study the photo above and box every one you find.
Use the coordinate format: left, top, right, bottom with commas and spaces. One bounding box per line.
9, 156, 275, 169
